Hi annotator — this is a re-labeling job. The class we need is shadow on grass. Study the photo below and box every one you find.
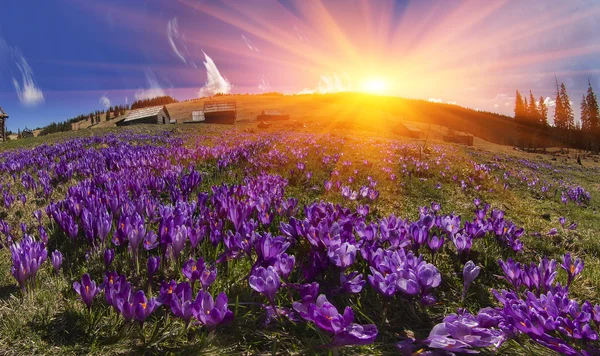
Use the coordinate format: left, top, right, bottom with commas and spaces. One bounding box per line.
0, 284, 19, 300
29, 309, 89, 347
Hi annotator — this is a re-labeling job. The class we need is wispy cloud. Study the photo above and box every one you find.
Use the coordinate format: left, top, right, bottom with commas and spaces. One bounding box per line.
135, 69, 166, 100
197, 51, 232, 97
99, 94, 111, 109
294, 25, 308, 42
241, 34, 259, 52
298, 73, 350, 94
0, 38, 44, 107
258, 75, 270, 91
167, 17, 196, 68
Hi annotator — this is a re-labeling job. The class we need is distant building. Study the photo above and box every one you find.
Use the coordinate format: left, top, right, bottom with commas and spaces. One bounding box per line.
203, 101, 236, 124
443, 132, 474, 146
116, 105, 171, 127
0, 107, 8, 141
393, 122, 421, 139
183, 110, 205, 124
256, 109, 289, 121
21, 128, 34, 138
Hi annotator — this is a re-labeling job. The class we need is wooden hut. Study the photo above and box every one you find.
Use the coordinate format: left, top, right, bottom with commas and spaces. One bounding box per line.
21, 128, 34, 138
256, 109, 289, 121
116, 105, 171, 126
443, 132, 474, 146
0, 107, 8, 141
393, 122, 421, 138
203, 101, 236, 124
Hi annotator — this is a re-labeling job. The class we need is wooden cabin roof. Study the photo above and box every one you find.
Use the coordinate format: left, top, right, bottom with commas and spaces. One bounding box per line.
204, 101, 236, 113
122, 105, 169, 123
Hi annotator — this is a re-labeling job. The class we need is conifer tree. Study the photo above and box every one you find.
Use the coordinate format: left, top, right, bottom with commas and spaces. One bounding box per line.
538, 96, 548, 126
586, 79, 600, 133
528, 90, 537, 124
581, 94, 589, 131
554, 76, 565, 128
514, 90, 525, 122
560, 83, 575, 130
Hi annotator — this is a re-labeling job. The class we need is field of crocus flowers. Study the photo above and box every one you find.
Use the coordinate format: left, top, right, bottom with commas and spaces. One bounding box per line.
0, 124, 599, 355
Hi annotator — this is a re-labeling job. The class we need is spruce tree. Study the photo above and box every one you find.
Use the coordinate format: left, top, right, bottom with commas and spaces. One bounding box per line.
554, 76, 564, 128
560, 83, 575, 130
586, 80, 599, 132
538, 96, 548, 126
514, 90, 525, 122
581, 94, 589, 131
528, 90, 537, 124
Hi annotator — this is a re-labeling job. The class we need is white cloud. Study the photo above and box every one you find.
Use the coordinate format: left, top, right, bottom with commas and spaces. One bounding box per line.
8, 47, 44, 107
197, 51, 232, 97
241, 34, 259, 52
298, 73, 351, 94
493, 103, 499, 108
99, 95, 111, 109
167, 17, 196, 68
135, 69, 166, 100
258, 75, 270, 91
544, 96, 556, 107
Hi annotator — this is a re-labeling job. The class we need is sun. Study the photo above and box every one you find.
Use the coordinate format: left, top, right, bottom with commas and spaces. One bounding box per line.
360, 76, 389, 95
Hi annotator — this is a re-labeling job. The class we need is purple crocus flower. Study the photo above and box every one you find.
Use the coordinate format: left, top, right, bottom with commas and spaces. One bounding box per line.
73, 273, 100, 309
561, 253, 584, 288
51, 250, 63, 274
182, 257, 217, 289
192, 290, 234, 329
293, 294, 377, 346
147, 255, 160, 281
158, 279, 177, 306
368, 267, 397, 298
339, 271, 365, 294
559, 217, 566, 227
131, 290, 158, 323
104, 248, 115, 268
462, 261, 480, 301
328, 242, 357, 269
249, 266, 281, 304
170, 282, 194, 324
452, 233, 472, 254
171, 225, 187, 262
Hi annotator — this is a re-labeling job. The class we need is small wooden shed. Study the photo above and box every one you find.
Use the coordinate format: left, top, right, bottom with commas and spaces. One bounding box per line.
116, 105, 171, 126
0, 107, 8, 141
393, 122, 421, 138
203, 101, 236, 124
256, 109, 289, 121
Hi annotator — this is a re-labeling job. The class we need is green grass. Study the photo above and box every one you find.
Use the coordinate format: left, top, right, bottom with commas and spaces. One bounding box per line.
0, 124, 599, 355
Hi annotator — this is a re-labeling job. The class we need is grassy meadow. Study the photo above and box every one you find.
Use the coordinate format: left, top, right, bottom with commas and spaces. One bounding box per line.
1, 99, 599, 355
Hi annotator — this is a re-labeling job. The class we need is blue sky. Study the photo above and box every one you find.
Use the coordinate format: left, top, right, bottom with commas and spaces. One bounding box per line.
1, 0, 600, 131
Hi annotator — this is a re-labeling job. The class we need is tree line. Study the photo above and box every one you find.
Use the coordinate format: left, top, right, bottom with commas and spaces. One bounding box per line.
37, 96, 177, 137
513, 77, 600, 151
130, 96, 177, 110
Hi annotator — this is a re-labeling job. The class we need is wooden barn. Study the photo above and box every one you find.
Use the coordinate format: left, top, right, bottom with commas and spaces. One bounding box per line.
256, 109, 289, 121
203, 101, 236, 124
443, 132, 474, 146
0, 107, 8, 142
393, 122, 421, 138
116, 105, 171, 127
183, 110, 206, 124
21, 128, 34, 138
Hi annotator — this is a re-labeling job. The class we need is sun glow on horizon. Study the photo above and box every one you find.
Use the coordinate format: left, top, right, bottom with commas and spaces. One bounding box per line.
360, 76, 389, 95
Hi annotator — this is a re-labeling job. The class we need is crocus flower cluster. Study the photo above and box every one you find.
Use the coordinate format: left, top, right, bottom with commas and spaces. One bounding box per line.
293, 294, 378, 347
10, 235, 48, 293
